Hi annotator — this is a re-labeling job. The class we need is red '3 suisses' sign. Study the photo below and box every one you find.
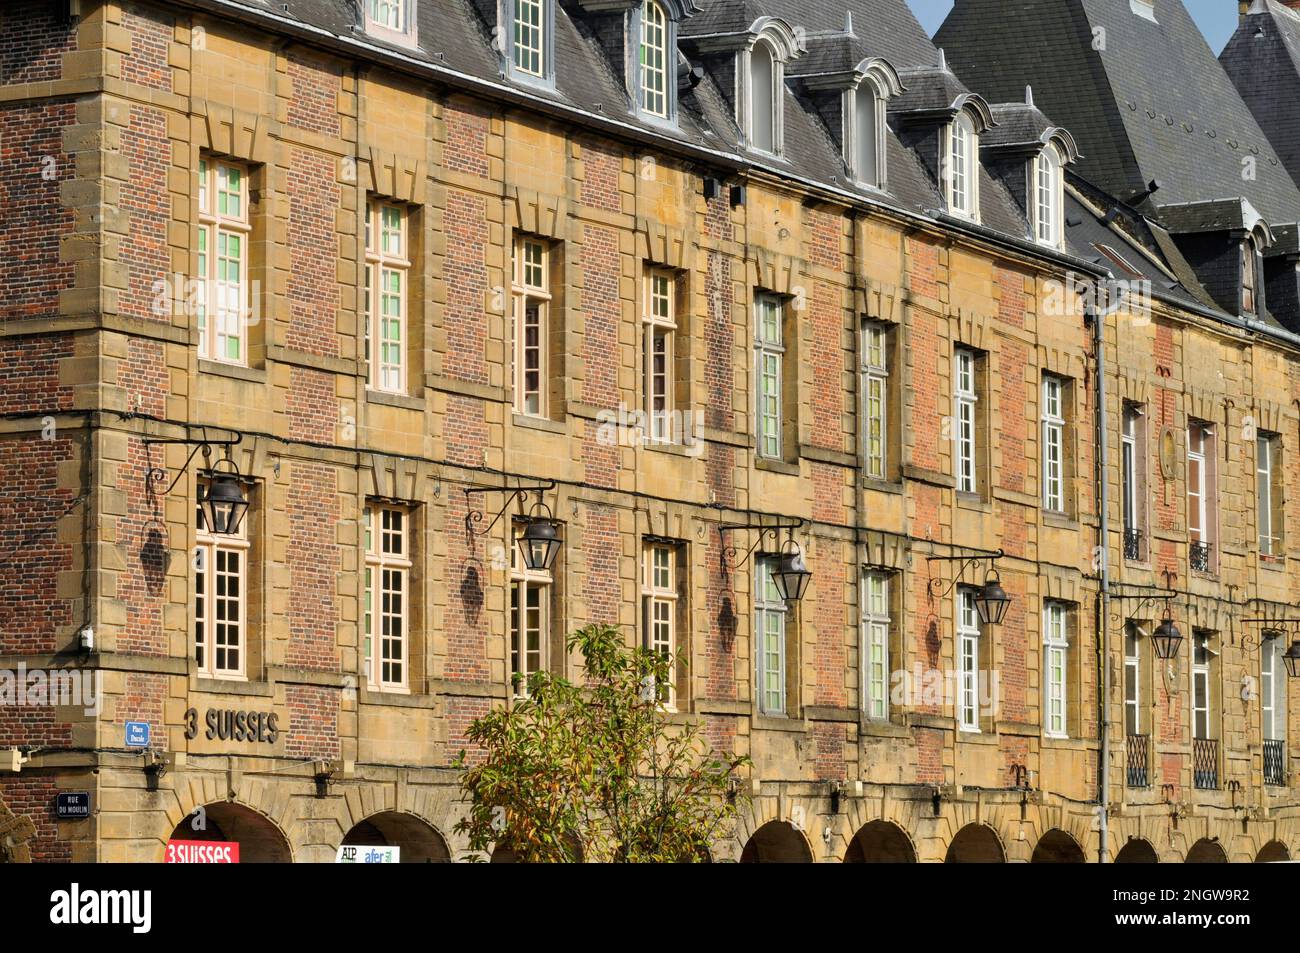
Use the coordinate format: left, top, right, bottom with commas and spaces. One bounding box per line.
165, 840, 240, 863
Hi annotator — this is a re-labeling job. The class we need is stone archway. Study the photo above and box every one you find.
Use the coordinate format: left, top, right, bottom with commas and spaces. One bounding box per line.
341, 811, 451, 863
740, 820, 813, 863
945, 823, 1005, 863
1255, 840, 1290, 863
0, 795, 35, 863
1185, 838, 1228, 863
1031, 828, 1086, 863
1114, 838, 1159, 863
166, 801, 292, 863
844, 820, 917, 863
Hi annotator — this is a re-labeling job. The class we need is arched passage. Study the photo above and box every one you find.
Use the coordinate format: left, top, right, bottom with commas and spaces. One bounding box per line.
166, 801, 291, 863
844, 820, 916, 862
1185, 838, 1228, 863
944, 824, 1005, 863
740, 820, 813, 863
1255, 841, 1290, 863
1031, 829, 1086, 863
341, 811, 450, 863
1114, 838, 1159, 863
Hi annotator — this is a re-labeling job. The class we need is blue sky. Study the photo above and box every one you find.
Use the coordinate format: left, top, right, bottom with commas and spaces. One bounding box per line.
906, 0, 1239, 53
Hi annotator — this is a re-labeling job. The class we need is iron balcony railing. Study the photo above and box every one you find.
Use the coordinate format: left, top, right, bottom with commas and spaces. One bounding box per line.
1264, 739, 1287, 787
1190, 541, 1212, 573
1126, 733, 1150, 787
1123, 528, 1143, 561
1193, 737, 1219, 790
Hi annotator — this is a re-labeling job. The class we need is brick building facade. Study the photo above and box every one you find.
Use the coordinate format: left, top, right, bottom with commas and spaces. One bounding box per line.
0, 0, 1298, 863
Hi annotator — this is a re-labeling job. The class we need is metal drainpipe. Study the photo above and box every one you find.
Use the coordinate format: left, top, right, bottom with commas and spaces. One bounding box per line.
1091, 298, 1112, 863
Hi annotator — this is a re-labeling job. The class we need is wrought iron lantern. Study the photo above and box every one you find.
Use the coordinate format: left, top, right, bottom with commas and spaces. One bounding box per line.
974, 567, 1011, 626
771, 538, 812, 603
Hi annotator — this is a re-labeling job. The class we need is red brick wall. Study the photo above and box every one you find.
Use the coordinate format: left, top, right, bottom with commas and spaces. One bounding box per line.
808, 281, 842, 451
120, 5, 172, 92
0, 101, 76, 320
286, 367, 337, 444
445, 695, 490, 764
999, 338, 1028, 493
443, 189, 488, 385
286, 148, 341, 358
285, 461, 339, 672
0, 336, 74, 414
812, 545, 845, 708
442, 492, 489, 682
581, 505, 617, 626
118, 105, 172, 323
444, 395, 487, 468
913, 725, 943, 783
0, 776, 71, 862
0, 2, 75, 85
704, 532, 737, 702
703, 250, 733, 431
285, 51, 339, 136
284, 684, 340, 759
908, 306, 941, 473
579, 140, 620, 212
812, 721, 847, 781
443, 102, 490, 178
114, 436, 169, 657
117, 672, 166, 750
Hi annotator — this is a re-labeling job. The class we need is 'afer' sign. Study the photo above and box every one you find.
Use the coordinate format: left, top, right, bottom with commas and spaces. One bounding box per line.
336, 845, 400, 863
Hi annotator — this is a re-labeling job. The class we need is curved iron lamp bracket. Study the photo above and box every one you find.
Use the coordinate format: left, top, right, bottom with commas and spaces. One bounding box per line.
1105, 585, 1176, 622
463, 479, 557, 538
1241, 618, 1300, 653
925, 547, 1005, 601
717, 517, 805, 570
142, 430, 243, 496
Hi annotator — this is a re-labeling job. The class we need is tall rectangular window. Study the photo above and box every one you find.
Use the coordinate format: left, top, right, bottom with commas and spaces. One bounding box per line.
1257, 432, 1283, 557
364, 504, 411, 691
1041, 375, 1065, 512
642, 542, 678, 708
1122, 403, 1146, 559
756, 556, 787, 715
365, 200, 408, 394
513, 0, 545, 77
639, 0, 669, 118
644, 269, 676, 442
1043, 601, 1068, 738
195, 482, 249, 679
510, 521, 552, 696
755, 294, 784, 460
197, 158, 250, 365
862, 572, 890, 720
957, 588, 981, 732
862, 322, 889, 480
1188, 421, 1216, 571
511, 237, 549, 417
947, 114, 978, 219
1035, 146, 1062, 246
954, 348, 978, 494
1192, 631, 1213, 740
1124, 623, 1143, 737
1263, 635, 1287, 743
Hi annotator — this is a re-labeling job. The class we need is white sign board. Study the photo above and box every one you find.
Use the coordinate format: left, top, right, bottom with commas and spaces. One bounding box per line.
336, 845, 400, 864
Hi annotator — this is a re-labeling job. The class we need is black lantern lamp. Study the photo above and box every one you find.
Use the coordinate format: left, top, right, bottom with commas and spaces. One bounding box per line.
1284, 638, 1300, 679
771, 537, 812, 603
518, 500, 562, 572
974, 567, 1011, 626
199, 457, 249, 536
1151, 610, 1183, 661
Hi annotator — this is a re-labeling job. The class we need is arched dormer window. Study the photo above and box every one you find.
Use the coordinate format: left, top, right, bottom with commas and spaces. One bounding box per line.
1034, 143, 1064, 247
852, 82, 881, 186
738, 19, 801, 156
639, 0, 671, 119
1242, 236, 1258, 315
947, 110, 979, 220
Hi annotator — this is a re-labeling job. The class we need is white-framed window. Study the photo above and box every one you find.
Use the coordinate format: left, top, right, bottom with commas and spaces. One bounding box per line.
747, 39, 782, 154
510, 521, 552, 696
1034, 145, 1063, 246
1041, 375, 1065, 512
862, 321, 888, 480
363, 503, 411, 691
364, 200, 409, 394
639, 0, 670, 119
850, 81, 883, 187
197, 157, 250, 365
862, 572, 890, 720
755, 294, 784, 460
1242, 238, 1258, 315
1257, 432, 1283, 557
365, 0, 416, 42
756, 556, 787, 715
946, 112, 979, 219
1188, 420, 1215, 566
644, 269, 675, 442
511, 236, 549, 417
512, 0, 547, 78
1043, 601, 1068, 738
1263, 634, 1287, 743
642, 542, 678, 708
1192, 631, 1212, 740
957, 587, 981, 732
954, 348, 977, 494
1122, 403, 1145, 552
1124, 622, 1142, 736
195, 481, 249, 679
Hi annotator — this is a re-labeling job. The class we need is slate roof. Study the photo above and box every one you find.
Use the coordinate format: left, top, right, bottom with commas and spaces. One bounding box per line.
936, 0, 1300, 228
1222, 0, 1300, 189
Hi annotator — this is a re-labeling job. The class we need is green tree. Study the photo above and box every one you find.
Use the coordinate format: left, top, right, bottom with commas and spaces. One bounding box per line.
454, 623, 749, 862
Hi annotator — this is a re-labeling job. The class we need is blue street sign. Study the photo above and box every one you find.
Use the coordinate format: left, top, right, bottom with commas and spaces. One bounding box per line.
125, 721, 150, 748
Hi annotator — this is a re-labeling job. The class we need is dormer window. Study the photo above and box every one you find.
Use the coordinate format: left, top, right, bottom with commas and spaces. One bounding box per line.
850, 81, 884, 187
639, 0, 671, 119
511, 0, 550, 80
947, 112, 979, 219
1243, 237, 1258, 315
365, 0, 417, 45
748, 39, 781, 153
1034, 144, 1064, 247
